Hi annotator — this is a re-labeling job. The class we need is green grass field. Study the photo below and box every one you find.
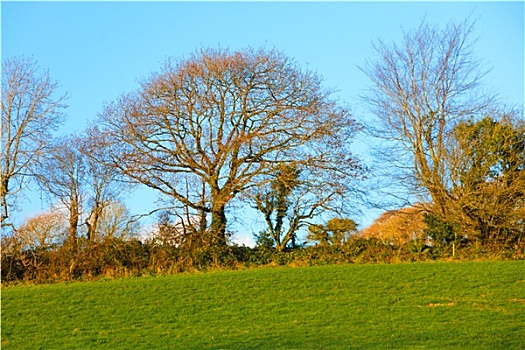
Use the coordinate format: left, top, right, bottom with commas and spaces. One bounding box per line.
2, 261, 524, 349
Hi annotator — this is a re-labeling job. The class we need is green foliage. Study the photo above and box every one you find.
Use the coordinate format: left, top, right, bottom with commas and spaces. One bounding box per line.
307, 218, 357, 247
452, 115, 525, 244
253, 230, 275, 250
423, 213, 457, 246
307, 224, 329, 246
455, 116, 525, 183
254, 164, 301, 251
2, 261, 524, 349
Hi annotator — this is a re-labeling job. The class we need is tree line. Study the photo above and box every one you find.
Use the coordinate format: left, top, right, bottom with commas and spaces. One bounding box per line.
2, 18, 524, 283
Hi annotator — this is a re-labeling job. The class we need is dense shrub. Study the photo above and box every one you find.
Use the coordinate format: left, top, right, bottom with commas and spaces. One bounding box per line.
2, 234, 523, 285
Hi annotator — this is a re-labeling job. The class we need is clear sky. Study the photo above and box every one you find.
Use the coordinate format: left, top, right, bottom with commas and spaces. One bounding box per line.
2, 1, 524, 245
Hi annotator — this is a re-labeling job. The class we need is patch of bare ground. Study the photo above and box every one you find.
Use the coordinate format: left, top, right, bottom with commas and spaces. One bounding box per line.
508, 298, 525, 304
426, 302, 455, 307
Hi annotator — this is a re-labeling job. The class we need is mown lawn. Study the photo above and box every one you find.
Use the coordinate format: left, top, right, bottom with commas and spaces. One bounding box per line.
2, 261, 524, 349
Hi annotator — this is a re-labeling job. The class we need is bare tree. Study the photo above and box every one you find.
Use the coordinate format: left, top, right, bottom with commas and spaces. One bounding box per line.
35, 135, 84, 248
16, 211, 67, 251
361, 19, 493, 216
1, 56, 67, 228
79, 129, 126, 242
1, 211, 67, 280
35, 133, 123, 247
95, 201, 139, 241
151, 210, 205, 248
99, 47, 361, 246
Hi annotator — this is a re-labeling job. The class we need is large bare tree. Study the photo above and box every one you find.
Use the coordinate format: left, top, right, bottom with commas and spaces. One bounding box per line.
1, 56, 67, 229
361, 19, 493, 216
99, 47, 361, 245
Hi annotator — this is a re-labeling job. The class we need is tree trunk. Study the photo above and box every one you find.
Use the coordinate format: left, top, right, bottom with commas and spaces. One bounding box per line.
86, 202, 103, 243
210, 203, 227, 246
1, 177, 10, 227
69, 202, 79, 250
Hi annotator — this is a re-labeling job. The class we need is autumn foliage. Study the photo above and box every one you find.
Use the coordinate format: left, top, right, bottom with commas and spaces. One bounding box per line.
359, 205, 428, 246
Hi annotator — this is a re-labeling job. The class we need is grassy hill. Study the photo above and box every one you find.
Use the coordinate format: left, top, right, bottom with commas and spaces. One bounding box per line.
2, 261, 524, 349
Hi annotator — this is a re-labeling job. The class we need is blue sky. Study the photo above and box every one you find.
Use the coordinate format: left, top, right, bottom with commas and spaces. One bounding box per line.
2, 1, 524, 245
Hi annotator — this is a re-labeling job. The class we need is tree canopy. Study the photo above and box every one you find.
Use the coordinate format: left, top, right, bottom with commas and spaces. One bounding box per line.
98, 47, 363, 245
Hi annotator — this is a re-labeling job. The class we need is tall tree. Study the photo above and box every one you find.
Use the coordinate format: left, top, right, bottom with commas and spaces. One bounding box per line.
361, 19, 493, 216
99, 47, 361, 246
1, 56, 67, 229
80, 129, 125, 242
35, 135, 84, 248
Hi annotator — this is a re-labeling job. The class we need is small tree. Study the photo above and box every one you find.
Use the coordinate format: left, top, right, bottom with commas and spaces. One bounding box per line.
80, 129, 125, 242
155, 211, 180, 247
16, 211, 67, 251
253, 164, 301, 251
253, 158, 362, 252
3, 211, 67, 278
253, 230, 275, 250
152, 210, 208, 250
307, 218, 357, 247
95, 201, 140, 241
423, 213, 457, 247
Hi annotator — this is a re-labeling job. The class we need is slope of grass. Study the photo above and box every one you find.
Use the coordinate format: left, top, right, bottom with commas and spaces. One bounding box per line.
2, 261, 524, 349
